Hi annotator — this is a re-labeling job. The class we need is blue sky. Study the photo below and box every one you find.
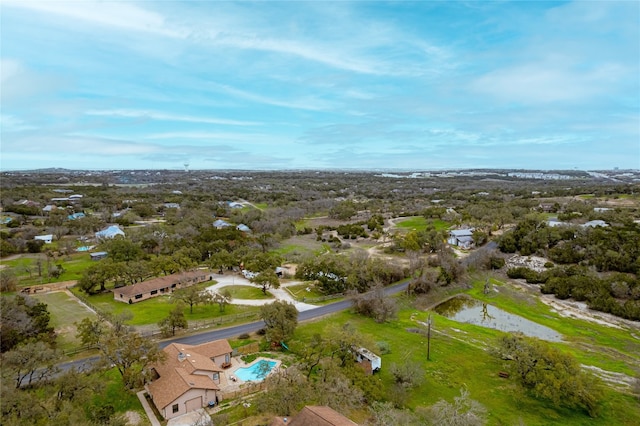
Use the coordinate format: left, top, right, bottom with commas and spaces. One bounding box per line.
1, 0, 638, 171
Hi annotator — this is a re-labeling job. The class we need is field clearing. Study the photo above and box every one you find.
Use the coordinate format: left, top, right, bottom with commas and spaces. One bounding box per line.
32, 291, 97, 351
1, 252, 94, 287
285, 283, 325, 300
394, 216, 450, 231
272, 235, 329, 257
70, 284, 261, 326
293, 294, 640, 426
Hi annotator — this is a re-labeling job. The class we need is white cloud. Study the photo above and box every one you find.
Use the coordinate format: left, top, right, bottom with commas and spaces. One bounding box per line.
470, 61, 628, 104
86, 109, 261, 126
1, 0, 184, 38
211, 83, 336, 112
0, 114, 37, 132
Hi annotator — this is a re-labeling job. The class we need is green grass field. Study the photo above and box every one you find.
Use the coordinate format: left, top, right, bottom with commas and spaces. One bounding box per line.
285, 283, 325, 300
1, 252, 94, 286
395, 217, 450, 231
292, 295, 640, 426
70, 284, 261, 326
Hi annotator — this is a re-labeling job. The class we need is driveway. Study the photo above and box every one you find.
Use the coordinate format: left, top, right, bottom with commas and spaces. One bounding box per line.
205, 273, 317, 312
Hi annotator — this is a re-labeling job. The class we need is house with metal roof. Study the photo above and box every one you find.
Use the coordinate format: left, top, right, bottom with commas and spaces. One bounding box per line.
447, 228, 475, 249
95, 225, 125, 240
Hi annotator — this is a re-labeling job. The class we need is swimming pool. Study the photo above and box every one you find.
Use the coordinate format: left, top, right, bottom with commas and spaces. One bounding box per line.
234, 359, 277, 382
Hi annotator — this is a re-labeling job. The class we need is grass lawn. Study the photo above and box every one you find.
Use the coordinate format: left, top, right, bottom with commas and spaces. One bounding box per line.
285, 283, 325, 301
293, 299, 640, 426
92, 368, 145, 414
71, 284, 261, 326
395, 217, 450, 232
224, 285, 274, 300
32, 291, 98, 352
1, 252, 94, 287
271, 235, 327, 257
465, 275, 640, 375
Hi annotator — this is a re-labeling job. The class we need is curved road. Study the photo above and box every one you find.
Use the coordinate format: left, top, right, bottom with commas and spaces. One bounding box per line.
60, 279, 410, 370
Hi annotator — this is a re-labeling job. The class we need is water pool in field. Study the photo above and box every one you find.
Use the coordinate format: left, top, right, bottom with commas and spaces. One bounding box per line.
234, 359, 277, 382
434, 295, 563, 342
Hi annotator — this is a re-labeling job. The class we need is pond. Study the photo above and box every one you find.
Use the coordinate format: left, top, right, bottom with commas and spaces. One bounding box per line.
434, 295, 563, 342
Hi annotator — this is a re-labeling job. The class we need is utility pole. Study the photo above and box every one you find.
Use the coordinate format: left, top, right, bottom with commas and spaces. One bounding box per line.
427, 314, 432, 361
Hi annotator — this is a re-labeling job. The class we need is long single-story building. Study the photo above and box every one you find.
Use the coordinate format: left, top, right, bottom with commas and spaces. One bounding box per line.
146, 340, 233, 420
113, 270, 212, 304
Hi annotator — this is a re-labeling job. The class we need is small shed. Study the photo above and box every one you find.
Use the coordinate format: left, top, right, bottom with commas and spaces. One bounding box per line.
354, 347, 381, 374
90, 251, 108, 261
35, 234, 53, 244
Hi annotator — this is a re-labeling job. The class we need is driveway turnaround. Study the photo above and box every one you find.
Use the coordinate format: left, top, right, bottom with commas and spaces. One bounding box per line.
205, 273, 317, 311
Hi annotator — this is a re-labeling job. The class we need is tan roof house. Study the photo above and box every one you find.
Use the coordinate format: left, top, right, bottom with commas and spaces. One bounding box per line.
146, 340, 233, 420
113, 270, 211, 304
270, 406, 359, 426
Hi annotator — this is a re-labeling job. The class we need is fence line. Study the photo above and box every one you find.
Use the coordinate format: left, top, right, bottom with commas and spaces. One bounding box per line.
301, 293, 344, 303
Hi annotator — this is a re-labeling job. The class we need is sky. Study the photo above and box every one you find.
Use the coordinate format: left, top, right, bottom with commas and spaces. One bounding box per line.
1, 0, 639, 171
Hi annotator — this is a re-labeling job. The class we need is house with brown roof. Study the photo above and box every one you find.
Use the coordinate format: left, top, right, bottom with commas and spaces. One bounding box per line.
113, 270, 212, 304
146, 340, 233, 420
270, 406, 359, 426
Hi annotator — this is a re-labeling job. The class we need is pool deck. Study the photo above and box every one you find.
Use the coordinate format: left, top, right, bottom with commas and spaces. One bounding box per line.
226, 356, 281, 385
223, 356, 281, 390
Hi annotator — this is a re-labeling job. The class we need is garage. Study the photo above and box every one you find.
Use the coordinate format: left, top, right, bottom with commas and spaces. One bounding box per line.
185, 396, 202, 413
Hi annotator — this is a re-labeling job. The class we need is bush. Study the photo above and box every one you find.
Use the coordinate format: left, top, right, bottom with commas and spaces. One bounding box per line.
238, 333, 250, 340
376, 341, 391, 355
490, 257, 505, 269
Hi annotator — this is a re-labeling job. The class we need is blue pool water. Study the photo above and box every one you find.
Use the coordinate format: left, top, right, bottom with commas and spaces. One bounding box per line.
234, 360, 277, 382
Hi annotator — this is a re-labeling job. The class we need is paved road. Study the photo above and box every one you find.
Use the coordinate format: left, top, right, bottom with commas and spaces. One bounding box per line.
59, 279, 410, 370
164, 279, 409, 346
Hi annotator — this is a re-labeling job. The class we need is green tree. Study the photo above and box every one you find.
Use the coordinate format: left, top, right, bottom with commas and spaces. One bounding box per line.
158, 303, 188, 337
77, 259, 116, 294
0, 269, 18, 292
251, 269, 281, 295
495, 334, 603, 417
76, 317, 163, 389
1, 295, 55, 353
3, 340, 60, 388
103, 238, 142, 263
172, 285, 205, 314
260, 300, 298, 345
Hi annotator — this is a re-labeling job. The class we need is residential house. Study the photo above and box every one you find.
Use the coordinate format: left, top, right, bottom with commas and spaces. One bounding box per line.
447, 228, 475, 249
146, 341, 231, 420
42, 205, 56, 214
213, 219, 232, 229
236, 224, 251, 233
164, 203, 181, 209
95, 225, 125, 240
113, 270, 211, 304
68, 212, 86, 220
582, 220, 608, 228
34, 234, 53, 244
270, 406, 359, 426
